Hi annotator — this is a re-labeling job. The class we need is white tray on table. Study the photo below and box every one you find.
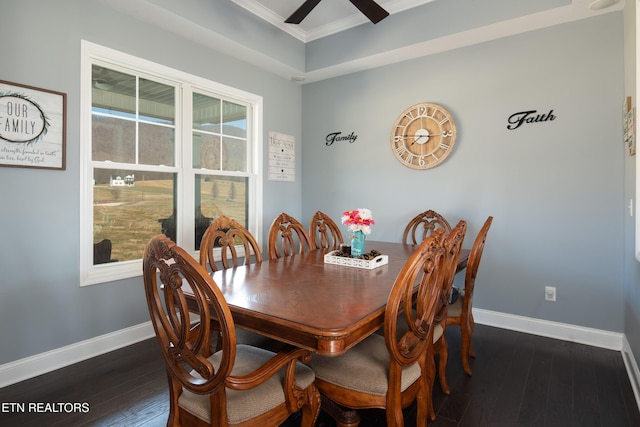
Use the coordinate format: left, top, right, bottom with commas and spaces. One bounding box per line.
323, 250, 389, 270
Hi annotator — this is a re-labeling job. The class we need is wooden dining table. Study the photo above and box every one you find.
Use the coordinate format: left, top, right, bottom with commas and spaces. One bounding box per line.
202, 241, 470, 357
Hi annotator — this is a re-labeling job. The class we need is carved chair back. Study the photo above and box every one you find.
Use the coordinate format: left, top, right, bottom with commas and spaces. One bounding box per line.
309, 229, 447, 427
267, 212, 313, 259
436, 220, 467, 323
143, 235, 320, 426
403, 209, 452, 245
425, 220, 467, 416
446, 216, 493, 375
199, 215, 262, 273
464, 216, 493, 301
384, 228, 447, 367
309, 211, 344, 250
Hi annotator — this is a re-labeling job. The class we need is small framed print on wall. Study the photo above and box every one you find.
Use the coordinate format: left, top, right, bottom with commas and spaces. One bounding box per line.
0, 80, 67, 170
624, 96, 635, 156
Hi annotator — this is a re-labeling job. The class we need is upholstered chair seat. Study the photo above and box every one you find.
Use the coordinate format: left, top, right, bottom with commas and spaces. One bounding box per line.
447, 297, 463, 318
143, 235, 321, 427
309, 231, 447, 427
179, 344, 317, 424
310, 335, 422, 397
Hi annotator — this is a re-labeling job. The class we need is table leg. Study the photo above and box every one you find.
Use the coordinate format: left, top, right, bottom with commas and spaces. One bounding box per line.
320, 395, 360, 427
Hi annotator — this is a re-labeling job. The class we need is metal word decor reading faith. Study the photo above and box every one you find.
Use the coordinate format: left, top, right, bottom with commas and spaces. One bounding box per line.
0, 80, 66, 170
325, 131, 358, 146
507, 109, 556, 130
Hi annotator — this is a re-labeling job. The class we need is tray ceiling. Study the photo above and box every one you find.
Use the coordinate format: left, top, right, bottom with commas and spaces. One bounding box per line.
231, 0, 437, 41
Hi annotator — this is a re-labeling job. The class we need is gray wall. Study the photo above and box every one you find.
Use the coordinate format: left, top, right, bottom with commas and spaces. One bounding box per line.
0, 0, 302, 365
624, 0, 640, 370
0, 0, 638, 379
301, 13, 626, 331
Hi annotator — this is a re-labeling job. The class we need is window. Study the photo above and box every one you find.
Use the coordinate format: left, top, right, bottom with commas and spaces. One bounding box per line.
80, 41, 263, 286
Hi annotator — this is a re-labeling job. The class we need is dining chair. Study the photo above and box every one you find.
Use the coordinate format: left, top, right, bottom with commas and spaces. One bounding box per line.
199, 215, 262, 273
402, 209, 452, 244
428, 220, 466, 419
309, 211, 344, 250
309, 230, 447, 427
93, 238, 117, 264
143, 235, 321, 427
446, 216, 493, 375
199, 215, 283, 352
267, 212, 313, 259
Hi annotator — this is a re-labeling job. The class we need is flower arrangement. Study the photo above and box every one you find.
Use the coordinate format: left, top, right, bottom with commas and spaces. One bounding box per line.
341, 208, 375, 235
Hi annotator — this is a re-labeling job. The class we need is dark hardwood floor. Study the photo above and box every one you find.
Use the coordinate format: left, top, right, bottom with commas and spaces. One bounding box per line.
1, 325, 639, 426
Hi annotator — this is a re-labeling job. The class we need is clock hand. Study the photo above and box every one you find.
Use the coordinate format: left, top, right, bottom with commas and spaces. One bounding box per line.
404, 131, 453, 138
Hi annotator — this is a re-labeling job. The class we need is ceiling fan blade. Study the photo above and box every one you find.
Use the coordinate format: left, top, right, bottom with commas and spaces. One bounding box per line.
285, 0, 323, 24
349, 0, 390, 24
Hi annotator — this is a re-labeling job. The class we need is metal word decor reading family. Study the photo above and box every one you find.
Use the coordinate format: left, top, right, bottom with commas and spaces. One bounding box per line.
325, 131, 358, 146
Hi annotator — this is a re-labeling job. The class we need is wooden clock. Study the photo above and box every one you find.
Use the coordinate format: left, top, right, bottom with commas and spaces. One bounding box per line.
390, 102, 457, 169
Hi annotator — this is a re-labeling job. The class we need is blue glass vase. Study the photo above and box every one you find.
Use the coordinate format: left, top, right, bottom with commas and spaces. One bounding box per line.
350, 230, 366, 258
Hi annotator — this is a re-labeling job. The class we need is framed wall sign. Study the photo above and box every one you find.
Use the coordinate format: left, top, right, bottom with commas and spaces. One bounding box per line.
0, 80, 66, 170
268, 131, 295, 182
624, 96, 635, 156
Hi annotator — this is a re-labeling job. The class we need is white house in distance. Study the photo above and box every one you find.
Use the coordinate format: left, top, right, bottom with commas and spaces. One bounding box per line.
109, 175, 134, 187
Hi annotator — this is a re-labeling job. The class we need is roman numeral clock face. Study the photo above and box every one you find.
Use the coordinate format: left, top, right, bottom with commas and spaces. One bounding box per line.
391, 102, 457, 169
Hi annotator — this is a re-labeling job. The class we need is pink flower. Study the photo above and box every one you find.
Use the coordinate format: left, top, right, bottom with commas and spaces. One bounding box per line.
341, 208, 375, 235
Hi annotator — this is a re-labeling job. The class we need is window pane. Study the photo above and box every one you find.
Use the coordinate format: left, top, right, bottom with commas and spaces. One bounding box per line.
139, 123, 175, 166
92, 65, 136, 118
92, 115, 135, 163
194, 134, 225, 170
193, 93, 221, 133
197, 174, 248, 242
223, 137, 246, 172
85, 45, 259, 286
93, 170, 176, 263
139, 78, 175, 125
222, 101, 246, 138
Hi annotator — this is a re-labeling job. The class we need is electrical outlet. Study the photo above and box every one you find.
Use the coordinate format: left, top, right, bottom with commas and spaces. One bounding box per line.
545, 286, 556, 302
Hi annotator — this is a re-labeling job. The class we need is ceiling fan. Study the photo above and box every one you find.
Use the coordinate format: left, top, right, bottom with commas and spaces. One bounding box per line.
285, 0, 390, 25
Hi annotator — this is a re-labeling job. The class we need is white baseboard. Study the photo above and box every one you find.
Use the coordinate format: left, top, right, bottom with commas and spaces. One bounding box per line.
473, 308, 624, 350
0, 321, 155, 389
474, 308, 639, 413
622, 335, 640, 414
0, 308, 638, 410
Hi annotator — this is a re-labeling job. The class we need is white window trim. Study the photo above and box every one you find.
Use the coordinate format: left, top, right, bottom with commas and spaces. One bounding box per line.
80, 40, 263, 286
